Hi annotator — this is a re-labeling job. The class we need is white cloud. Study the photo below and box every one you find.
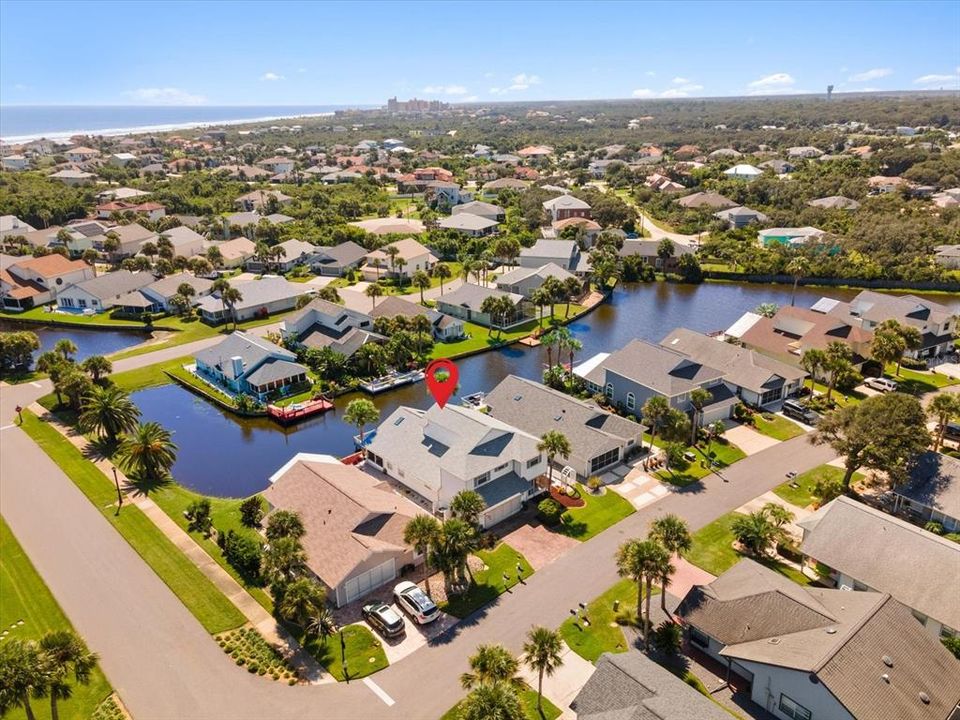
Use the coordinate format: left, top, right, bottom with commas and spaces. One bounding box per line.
508, 73, 541, 91
849, 67, 892, 82
13, 83, 28, 90
914, 72, 958, 85
672, 77, 690, 85
631, 88, 654, 97
489, 87, 503, 95
124, 87, 206, 105
422, 84, 468, 95
261, 72, 284, 81
460, 95, 479, 103
633, 84, 703, 99
645, 71, 656, 77
659, 88, 693, 98
748, 72, 795, 89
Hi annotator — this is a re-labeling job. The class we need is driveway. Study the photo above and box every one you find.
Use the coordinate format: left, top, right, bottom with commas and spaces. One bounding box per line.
518, 641, 595, 719
608, 469, 671, 510
501, 524, 578, 571
736, 491, 814, 540
724, 424, 780, 456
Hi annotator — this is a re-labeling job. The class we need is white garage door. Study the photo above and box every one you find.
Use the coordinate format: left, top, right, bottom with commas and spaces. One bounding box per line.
341, 558, 397, 605
482, 495, 523, 529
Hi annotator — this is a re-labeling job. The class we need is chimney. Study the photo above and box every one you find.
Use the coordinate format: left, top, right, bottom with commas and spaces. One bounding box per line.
230, 356, 244, 377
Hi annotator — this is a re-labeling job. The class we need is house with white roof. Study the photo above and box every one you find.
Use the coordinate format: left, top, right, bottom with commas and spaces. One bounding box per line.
758, 227, 826, 247
518, 239, 581, 272
436, 213, 499, 237
195, 276, 310, 324
722, 164, 763, 180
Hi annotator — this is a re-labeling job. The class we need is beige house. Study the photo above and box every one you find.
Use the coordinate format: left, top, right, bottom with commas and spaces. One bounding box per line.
362, 237, 436, 280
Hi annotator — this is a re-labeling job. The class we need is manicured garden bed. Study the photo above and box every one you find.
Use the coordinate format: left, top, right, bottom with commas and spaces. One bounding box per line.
216, 626, 298, 682
554, 484, 635, 541
440, 543, 534, 619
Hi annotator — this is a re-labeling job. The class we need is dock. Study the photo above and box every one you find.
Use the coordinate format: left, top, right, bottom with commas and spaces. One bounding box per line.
359, 369, 425, 395
267, 396, 334, 425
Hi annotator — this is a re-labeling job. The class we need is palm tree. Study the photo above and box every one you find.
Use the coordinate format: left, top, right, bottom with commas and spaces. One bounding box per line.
823, 341, 853, 402
563, 276, 582, 318
265, 509, 305, 542
78, 385, 141, 442
305, 606, 337, 647
530, 287, 551, 326
403, 514, 441, 594
649, 515, 692, 616
480, 295, 507, 337
344, 398, 380, 445
220, 286, 243, 329
542, 328, 560, 368
537, 431, 572, 487
641, 395, 670, 451
615, 539, 647, 638
279, 577, 326, 627
364, 282, 384, 309
433, 518, 479, 589
460, 682, 524, 720
688, 387, 712, 445
522, 627, 564, 712
785, 256, 809, 307
114, 422, 177, 482
541, 276, 564, 321
616, 539, 671, 648
39, 631, 99, 720
411, 269, 431, 304
460, 644, 523, 690
384, 244, 400, 276
928, 393, 960, 452
566, 337, 582, 383
800, 348, 827, 393
432, 262, 452, 295
0, 639, 50, 720
879, 319, 923, 375
731, 503, 793, 556
871, 329, 905, 373
79, 354, 112, 382
263, 536, 306, 585
54, 339, 77, 361
450, 490, 487, 528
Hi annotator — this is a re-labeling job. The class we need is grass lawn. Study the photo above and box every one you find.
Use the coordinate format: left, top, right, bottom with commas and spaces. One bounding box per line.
656, 440, 746, 486
555, 485, 635, 542
884, 363, 959, 394
773, 465, 863, 509
303, 624, 388, 682
0, 517, 113, 720
686, 512, 812, 586
558, 578, 659, 662
440, 543, 534, 618
20, 411, 246, 634
441, 685, 562, 720
752, 413, 805, 441
4, 305, 152, 329
810, 382, 864, 408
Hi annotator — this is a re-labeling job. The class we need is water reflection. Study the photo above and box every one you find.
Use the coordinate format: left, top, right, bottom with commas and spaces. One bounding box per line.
0, 319, 147, 360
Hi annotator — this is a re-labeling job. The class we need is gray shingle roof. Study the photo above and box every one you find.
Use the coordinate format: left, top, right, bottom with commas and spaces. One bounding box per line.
66, 269, 155, 301
496, 262, 576, 286
583, 339, 725, 397
521, 239, 578, 259
195, 276, 307, 314
436, 282, 522, 312
436, 214, 499, 231
895, 451, 960, 521
244, 358, 307, 386
316, 240, 367, 267
194, 331, 297, 381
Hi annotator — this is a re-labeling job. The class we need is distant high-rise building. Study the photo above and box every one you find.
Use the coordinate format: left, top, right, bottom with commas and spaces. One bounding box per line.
385, 97, 449, 113
827, 84, 834, 100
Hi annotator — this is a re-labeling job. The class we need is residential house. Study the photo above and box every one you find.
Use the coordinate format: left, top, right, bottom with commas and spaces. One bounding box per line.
575, 337, 734, 422
722, 164, 763, 180
799, 496, 960, 639
224, 212, 294, 237
495, 263, 578, 298
551, 217, 603, 245
868, 175, 908, 194
485, 375, 644, 479
542, 195, 591, 223
0, 215, 36, 240
113, 272, 214, 314
109, 152, 138, 167
426, 181, 470, 208
245, 239, 319, 273
728, 304, 874, 368
571, 651, 731, 720
434, 283, 525, 328
96, 201, 166, 222
368, 296, 464, 341
65, 146, 99, 164
362, 237, 435, 281
678, 191, 736, 210
759, 159, 795, 174
49, 168, 96, 186
257, 157, 295, 175
934, 244, 960, 269
365, 404, 546, 528
0, 254, 96, 310
482, 177, 529, 195
713, 206, 769, 229
234, 189, 293, 212
807, 195, 861, 210
211, 237, 257, 268
280, 297, 380, 358
519, 239, 581, 272
96, 187, 150, 202
677, 559, 960, 720
57, 270, 155, 312
758, 227, 826, 247
1, 155, 29, 171
217, 164, 272, 180
889, 451, 960, 533
348, 217, 426, 236
787, 146, 824, 158
195, 276, 309, 324
618, 239, 695, 272
47, 221, 110, 255
261, 454, 423, 607
309, 240, 367, 276
824, 290, 956, 360
451, 201, 506, 222
93, 223, 158, 259
158, 226, 205, 258
436, 213, 499, 237
194, 331, 308, 400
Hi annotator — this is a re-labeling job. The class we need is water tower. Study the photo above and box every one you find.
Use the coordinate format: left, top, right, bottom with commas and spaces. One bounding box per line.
827, 84, 834, 101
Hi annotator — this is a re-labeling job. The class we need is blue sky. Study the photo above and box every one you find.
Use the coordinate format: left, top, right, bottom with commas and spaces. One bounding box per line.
1, 0, 958, 106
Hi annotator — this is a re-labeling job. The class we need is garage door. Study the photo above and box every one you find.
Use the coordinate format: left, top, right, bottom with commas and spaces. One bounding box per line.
341, 559, 397, 605
482, 495, 523, 529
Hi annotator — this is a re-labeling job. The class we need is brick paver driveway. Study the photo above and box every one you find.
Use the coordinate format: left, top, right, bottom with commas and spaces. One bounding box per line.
501, 523, 578, 570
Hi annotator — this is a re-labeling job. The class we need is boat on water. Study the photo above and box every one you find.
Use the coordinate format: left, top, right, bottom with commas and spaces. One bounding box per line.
461, 392, 487, 410
352, 429, 378, 450
359, 369, 425, 395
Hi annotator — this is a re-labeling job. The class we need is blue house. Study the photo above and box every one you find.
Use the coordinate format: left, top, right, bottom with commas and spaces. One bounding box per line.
194, 331, 308, 401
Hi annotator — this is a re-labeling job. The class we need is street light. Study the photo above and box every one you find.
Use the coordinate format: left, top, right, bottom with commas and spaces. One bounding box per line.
111, 466, 123, 514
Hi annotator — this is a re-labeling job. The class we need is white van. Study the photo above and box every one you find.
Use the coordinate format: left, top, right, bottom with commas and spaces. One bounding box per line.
864, 377, 898, 393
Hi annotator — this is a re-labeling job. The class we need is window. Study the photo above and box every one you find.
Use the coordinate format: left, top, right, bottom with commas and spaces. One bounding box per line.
626, 392, 636, 411
494, 463, 509, 472
77, 298, 87, 308
689, 628, 709, 648
590, 448, 620, 473
778, 694, 812, 720
526, 455, 542, 469
473, 472, 491, 487
604, 383, 613, 398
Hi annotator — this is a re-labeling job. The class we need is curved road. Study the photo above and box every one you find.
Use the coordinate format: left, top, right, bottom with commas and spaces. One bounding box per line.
1, 345, 834, 719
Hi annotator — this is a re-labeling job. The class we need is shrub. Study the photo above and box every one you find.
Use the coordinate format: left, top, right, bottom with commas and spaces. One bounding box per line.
537, 498, 564, 526
239, 496, 265, 528
650, 621, 683, 657
943, 533, 960, 544
218, 528, 263, 580
942, 635, 960, 660
924, 521, 944, 535
185, 499, 213, 536
587, 475, 602, 492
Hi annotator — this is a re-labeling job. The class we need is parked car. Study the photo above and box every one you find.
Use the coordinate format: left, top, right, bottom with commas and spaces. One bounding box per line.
940, 421, 960, 441
864, 377, 898, 393
393, 581, 440, 625
361, 602, 405, 638
782, 399, 820, 425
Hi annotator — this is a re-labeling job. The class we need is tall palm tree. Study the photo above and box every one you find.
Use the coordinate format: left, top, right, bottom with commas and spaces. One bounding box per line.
411, 269, 431, 304
566, 337, 582, 383
263, 536, 306, 585
434, 518, 479, 589
460, 682, 524, 720
384, 244, 400, 276
460, 644, 523, 690
800, 348, 827, 393
114, 422, 178, 482
522, 627, 564, 713
364, 282, 384, 309
265, 509, 306, 542
0, 639, 50, 720
450, 490, 487, 528
542, 328, 560, 369
615, 539, 647, 636
563, 276, 582, 318
541, 276, 564, 321
537, 431, 572, 487
404, 514, 441, 595
785, 256, 809, 307
823, 341, 853, 402
78, 385, 141, 442
54, 339, 77, 361
928, 393, 960, 452
278, 578, 326, 628
641, 395, 670, 451
432, 262, 452, 295
39, 631, 99, 720
220, 286, 243, 329
879, 319, 923, 376
688, 387, 712, 445
344, 398, 380, 445
649, 515, 692, 616
530, 287, 551, 326
79, 355, 112, 382
616, 539, 671, 648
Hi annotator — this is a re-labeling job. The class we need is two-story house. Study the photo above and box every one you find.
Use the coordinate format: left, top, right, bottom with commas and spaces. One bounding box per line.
518, 239, 581, 273
0, 253, 96, 310
542, 194, 591, 223
280, 297, 381, 359
365, 404, 546, 528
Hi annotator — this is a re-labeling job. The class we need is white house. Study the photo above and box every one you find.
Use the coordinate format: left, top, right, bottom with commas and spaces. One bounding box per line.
57, 270, 155, 312
158, 226, 205, 259
280, 297, 379, 358
195, 276, 310, 324
362, 237, 435, 281
365, 404, 546, 528
0, 254, 96, 310
722, 164, 763, 180
1, 155, 29, 171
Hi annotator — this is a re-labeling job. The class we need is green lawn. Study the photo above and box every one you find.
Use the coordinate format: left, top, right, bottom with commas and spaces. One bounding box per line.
810, 382, 864, 408
752, 413, 805, 441
555, 484, 636, 541
441, 685, 562, 720
686, 512, 811, 586
4, 305, 153, 329
440, 543, 534, 618
884, 363, 959, 395
20, 412, 246, 634
656, 440, 746, 486
773, 465, 863, 509
559, 578, 657, 662
0, 517, 113, 720
303, 624, 388, 682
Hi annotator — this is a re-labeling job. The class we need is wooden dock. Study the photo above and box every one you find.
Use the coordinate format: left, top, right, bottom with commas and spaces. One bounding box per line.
267, 397, 334, 425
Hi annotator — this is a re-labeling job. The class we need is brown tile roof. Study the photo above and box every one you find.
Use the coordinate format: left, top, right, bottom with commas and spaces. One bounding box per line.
12, 253, 90, 278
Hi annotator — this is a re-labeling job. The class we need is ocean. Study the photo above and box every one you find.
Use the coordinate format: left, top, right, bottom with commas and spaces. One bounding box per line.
0, 105, 369, 143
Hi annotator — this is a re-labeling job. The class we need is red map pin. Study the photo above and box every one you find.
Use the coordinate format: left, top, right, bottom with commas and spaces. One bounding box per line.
425, 358, 458, 409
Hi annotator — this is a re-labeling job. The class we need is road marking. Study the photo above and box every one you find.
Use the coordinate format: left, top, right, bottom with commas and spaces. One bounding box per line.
362, 677, 395, 706
0, 424, 15, 431
30, 382, 43, 388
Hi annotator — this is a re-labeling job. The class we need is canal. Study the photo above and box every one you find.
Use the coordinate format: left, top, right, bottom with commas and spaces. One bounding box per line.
0, 320, 148, 361
131, 282, 960, 497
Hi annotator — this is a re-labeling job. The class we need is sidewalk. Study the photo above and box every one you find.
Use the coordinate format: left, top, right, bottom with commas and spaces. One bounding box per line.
29, 403, 332, 685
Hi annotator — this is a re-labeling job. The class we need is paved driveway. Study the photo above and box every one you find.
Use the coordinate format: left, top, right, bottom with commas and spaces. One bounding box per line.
736, 490, 814, 540
519, 641, 595, 719
501, 524, 578, 570
724, 424, 780, 455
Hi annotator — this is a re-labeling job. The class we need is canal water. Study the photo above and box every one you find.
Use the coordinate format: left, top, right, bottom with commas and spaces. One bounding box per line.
0, 320, 148, 361
131, 282, 960, 497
